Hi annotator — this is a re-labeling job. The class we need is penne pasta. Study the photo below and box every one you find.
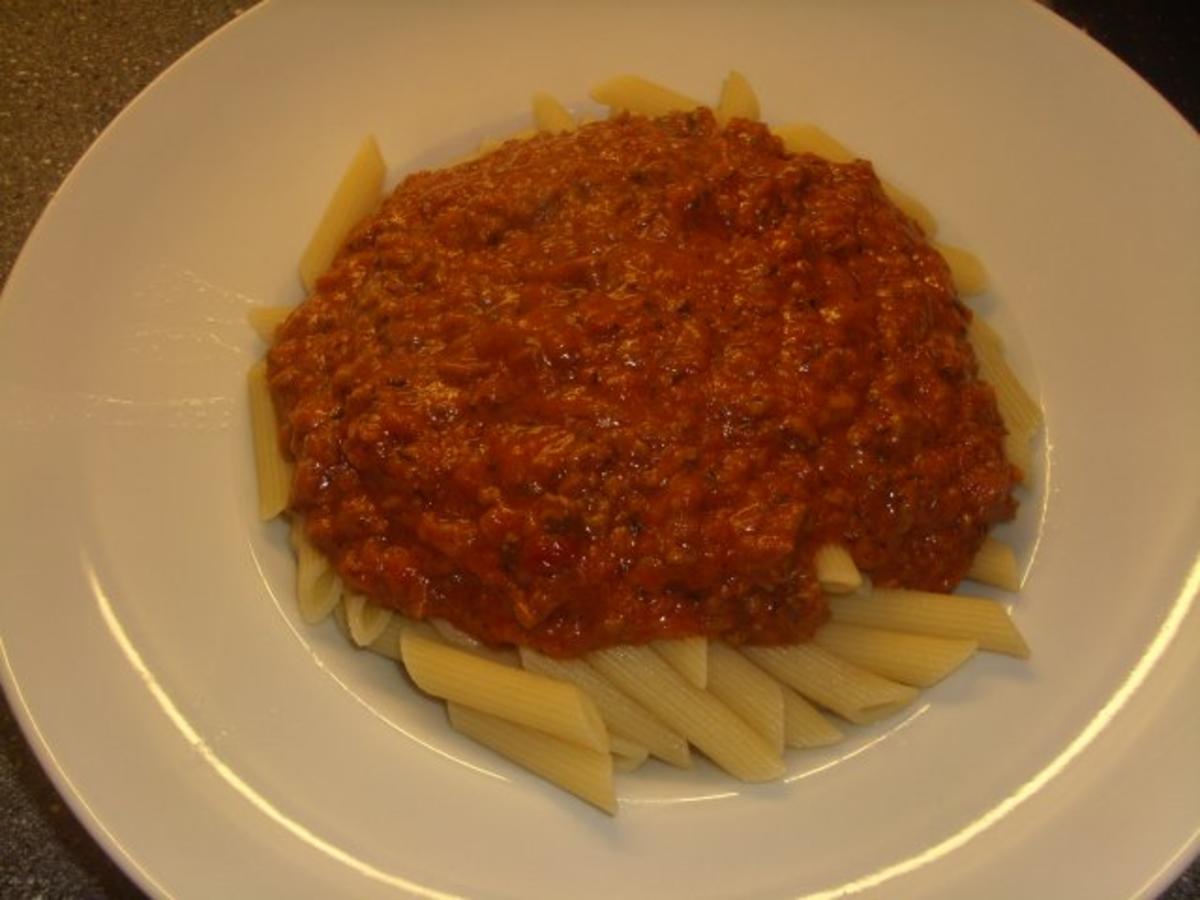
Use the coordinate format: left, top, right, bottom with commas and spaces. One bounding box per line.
740, 643, 918, 725
519, 647, 690, 768
967, 537, 1021, 592
363, 611, 406, 661
402, 628, 609, 752
590, 74, 701, 117
707, 642, 784, 756
652, 636, 707, 688
478, 127, 538, 157
829, 588, 1030, 658
247, 305, 293, 342
967, 317, 1041, 482
813, 622, 977, 687
881, 180, 938, 236
290, 519, 340, 624
431, 618, 520, 667
589, 645, 784, 782
608, 734, 650, 773
342, 591, 395, 647
255, 73, 1037, 813
298, 135, 386, 292
448, 703, 616, 815
779, 684, 844, 748
772, 122, 855, 163
247, 359, 291, 521
814, 543, 862, 594
935, 242, 989, 297
715, 70, 760, 125
969, 318, 1044, 434
1004, 428, 1035, 481
773, 124, 940, 238
968, 314, 1006, 353
532, 92, 576, 133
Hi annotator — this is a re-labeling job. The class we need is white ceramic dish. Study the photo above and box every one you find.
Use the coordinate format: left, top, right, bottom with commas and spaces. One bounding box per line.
1, 2, 1197, 897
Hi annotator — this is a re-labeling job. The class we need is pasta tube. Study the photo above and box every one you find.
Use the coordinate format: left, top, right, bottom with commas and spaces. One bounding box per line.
431, 618, 519, 667
780, 685, 844, 748
935, 242, 989, 297
772, 123, 854, 163
740, 643, 918, 725
707, 642, 784, 755
881, 180, 938, 236
715, 70, 760, 125
590, 74, 701, 116
652, 636, 707, 688
402, 629, 609, 752
828, 589, 1030, 658
298, 135, 385, 292
814, 543, 862, 594
448, 703, 616, 815
246, 305, 292, 342
589, 645, 784, 782
520, 647, 691, 768
290, 519, 340, 624
967, 537, 1021, 592
813, 622, 977, 687
609, 734, 650, 773
969, 318, 1043, 434
247, 360, 291, 521
532, 92, 576, 133
342, 591, 395, 647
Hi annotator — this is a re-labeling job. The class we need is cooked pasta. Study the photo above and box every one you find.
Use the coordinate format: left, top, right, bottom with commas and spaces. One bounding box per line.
935, 242, 989, 297
651, 636, 708, 689
290, 519, 340, 625
448, 703, 616, 814
881, 180, 938, 236
247, 360, 291, 521
519, 648, 691, 768
969, 318, 1044, 434
342, 590, 395, 647
401, 628, 609, 753
249, 72, 1039, 812
297, 135, 385, 292
590, 74, 700, 116
532, 91, 576, 134
967, 537, 1021, 592
778, 683, 844, 749
812, 622, 977, 688
608, 734, 650, 773
247, 305, 292, 342
814, 543, 863, 594
714, 70, 760, 125
740, 643, 918, 725
706, 642, 784, 755
829, 589, 1030, 658
430, 618, 520, 667
589, 645, 785, 782
477, 128, 537, 157
772, 122, 854, 163
360, 609, 406, 661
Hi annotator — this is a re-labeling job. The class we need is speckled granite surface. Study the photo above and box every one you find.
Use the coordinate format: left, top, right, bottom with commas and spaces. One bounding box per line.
0, 2, 1195, 897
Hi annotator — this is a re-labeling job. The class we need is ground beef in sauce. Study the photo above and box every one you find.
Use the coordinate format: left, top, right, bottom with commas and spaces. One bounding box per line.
266, 109, 1018, 658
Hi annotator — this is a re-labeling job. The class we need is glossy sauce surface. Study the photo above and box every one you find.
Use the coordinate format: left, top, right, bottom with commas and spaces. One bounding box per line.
268, 110, 1017, 656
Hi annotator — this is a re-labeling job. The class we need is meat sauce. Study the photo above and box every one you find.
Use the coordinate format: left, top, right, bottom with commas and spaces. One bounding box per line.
267, 110, 1018, 657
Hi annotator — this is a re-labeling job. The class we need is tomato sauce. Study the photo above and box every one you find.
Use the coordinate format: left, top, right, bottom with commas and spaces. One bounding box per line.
267, 110, 1018, 657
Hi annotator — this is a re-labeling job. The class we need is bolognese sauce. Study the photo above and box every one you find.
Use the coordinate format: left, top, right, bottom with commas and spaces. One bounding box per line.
267, 109, 1017, 657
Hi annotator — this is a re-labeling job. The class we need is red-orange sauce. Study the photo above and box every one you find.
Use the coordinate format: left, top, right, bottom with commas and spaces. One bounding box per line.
267, 110, 1017, 657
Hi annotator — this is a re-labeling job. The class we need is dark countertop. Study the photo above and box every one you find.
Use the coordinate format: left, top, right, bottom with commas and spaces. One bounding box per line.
0, 2, 1195, 897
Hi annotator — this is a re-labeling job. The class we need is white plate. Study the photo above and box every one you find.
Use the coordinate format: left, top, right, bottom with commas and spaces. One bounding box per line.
1, 2, 1197, 897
